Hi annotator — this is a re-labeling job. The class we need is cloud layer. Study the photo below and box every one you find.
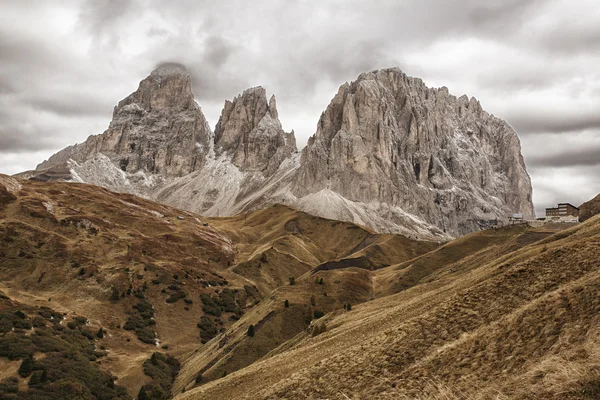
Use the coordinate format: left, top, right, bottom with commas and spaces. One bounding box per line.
1, 0, 599, 215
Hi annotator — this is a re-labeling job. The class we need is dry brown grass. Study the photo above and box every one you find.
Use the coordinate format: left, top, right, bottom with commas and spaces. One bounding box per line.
177, 215, 600, 400
0, 175, 437, 397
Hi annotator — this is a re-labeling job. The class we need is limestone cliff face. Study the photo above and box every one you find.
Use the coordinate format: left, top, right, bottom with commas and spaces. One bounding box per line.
32, 66, 534, 240
37, 63, 212, 178
293, 68, 534, 236
214, 87, 296, 174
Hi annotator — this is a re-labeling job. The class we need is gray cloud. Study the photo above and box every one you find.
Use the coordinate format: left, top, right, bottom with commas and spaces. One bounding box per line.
0, 0, 599, 214
529, 147, 600, 168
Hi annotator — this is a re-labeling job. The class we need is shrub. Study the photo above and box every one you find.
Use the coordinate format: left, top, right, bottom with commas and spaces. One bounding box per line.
166, 291, 186, 303
217, 289, 240, 314
0, 376, 19, 393
289, 277, 296, 285
96, 328, 104, 339
247, 325, 255, 337
284, 299, 290, 308
135, 327, 157, 345
14, 319, 33, 330
200, 294, 222, 317
313, 310, 324, 319
18, 356, 34, 377
139, 352, 181, 399
197, 316, 218, 343
347, 303, 352, 311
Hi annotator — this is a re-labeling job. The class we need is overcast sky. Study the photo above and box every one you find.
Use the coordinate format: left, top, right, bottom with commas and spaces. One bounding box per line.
1, 0, 599, 215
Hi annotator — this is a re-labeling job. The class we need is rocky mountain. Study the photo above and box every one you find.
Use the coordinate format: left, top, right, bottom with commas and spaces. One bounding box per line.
37, 63, 212, 192
31, 65, 534, 239
293, 69, 535, 237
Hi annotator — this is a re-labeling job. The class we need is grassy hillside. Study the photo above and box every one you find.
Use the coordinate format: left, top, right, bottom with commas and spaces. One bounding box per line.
178, 217, 599, 399
580, 193, 600, 222
0, 175, 435, 398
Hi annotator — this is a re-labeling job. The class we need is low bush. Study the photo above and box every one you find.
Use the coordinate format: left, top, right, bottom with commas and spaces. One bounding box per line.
137, 352, 180, 399
197, 316, 218, 343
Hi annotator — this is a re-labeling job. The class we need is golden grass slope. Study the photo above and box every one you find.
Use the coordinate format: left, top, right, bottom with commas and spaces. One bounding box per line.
0, 175, 437, 397
178, 217, 600, 400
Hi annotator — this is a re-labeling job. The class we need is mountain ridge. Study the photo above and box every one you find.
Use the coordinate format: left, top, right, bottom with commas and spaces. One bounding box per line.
29, 65, 534, 240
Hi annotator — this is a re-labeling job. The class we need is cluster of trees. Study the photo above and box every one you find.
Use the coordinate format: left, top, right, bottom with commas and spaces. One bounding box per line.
137, 352, 181, 400
0, 301, 129, 399
123, 300, 157, 345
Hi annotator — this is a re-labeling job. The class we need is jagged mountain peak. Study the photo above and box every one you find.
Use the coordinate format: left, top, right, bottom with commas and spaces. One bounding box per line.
114, 63, 196, 115
214, 86, 295, 173
294, 67, 534, 237
32, 66, 532, 240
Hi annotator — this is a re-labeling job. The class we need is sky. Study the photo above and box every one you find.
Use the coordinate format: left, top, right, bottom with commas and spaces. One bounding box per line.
0, 0, 599, 216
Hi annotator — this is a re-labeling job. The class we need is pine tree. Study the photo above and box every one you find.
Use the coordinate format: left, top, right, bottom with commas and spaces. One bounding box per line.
96, 328, 104, 339
18, 356, 34, 377
28, 371, 41, 386
347, 303, 352, 311
284, 299, 290, 308
289, 277, 296, 285
40, 368, 48, 383
319, 277, 324, 285
138, 385, 149, 400
247, 324, 255, 337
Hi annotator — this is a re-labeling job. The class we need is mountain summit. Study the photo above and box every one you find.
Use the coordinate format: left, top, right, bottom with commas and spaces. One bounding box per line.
31, 66, 533, 239
293, 68, 534, 235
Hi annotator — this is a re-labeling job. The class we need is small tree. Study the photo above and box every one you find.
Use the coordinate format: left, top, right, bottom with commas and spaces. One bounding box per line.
247, 324, 255, 337
18, 356, 34, 377
347, 303, 352, 311
195, 373, 203, 384
289, 277, 296, 286
138, 386, 149, 400
284, 299, 290, 308
40, 368, 48, 383
319, 277, 324, 285
28, 371, 41, 386
96, 328, 104, 339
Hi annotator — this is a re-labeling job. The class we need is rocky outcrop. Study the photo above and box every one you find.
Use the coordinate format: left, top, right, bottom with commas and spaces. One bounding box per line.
32, 66, 534, 240
215, 87, 296, 174
292, 68, 534, 236
37, 63, 212, 182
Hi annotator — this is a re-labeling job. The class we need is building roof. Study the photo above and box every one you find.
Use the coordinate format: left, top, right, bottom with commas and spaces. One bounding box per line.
558, 203, 580, 210
546, 203, 580, 211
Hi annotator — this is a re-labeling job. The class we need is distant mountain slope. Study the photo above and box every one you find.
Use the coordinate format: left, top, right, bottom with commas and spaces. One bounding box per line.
580, 193, 600, 221
29, 66, 534, 240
